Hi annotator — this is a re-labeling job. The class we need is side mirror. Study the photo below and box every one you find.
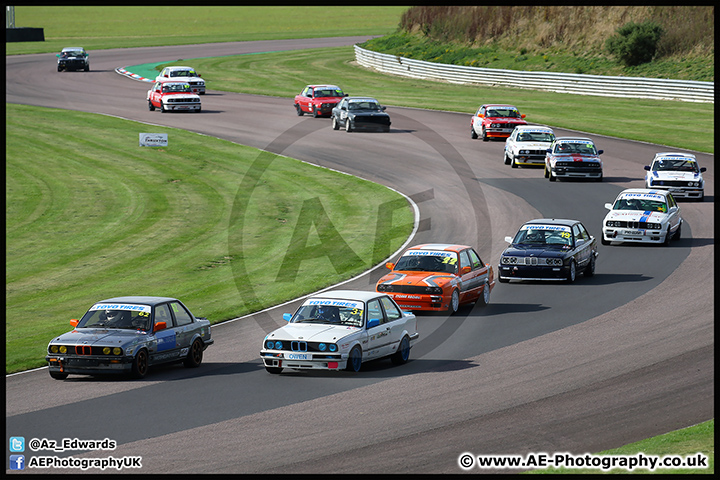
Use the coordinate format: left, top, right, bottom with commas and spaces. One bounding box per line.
154, 321, 167, 332
700, 167, 707, 172
282, 313, 292, 322
460, 266, 471, 275
56, 54, 61, 57
597, 149, 604, 155
644, 165, 651, 171
546, 148, 552, 153
604, 203, 613, 210
344, 93, 349, 97
367, 318, 380, 329
385, 262, 395, 270
478, 114, 484, 118
381, 106, 386, 111
521, 114, 526, 118
70, 319, 79, 327
504, 236, 514, 244
576, 239, 585, 246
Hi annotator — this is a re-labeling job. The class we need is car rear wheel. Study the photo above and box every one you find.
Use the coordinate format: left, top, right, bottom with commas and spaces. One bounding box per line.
391, 336, 411, 365
183, 339, 203, 368
131, 349, 149, 379
346, 346, 362, 372
477, 281, 491, 306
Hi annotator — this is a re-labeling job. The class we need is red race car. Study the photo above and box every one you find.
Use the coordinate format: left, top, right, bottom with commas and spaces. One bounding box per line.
147, 80, 201, 113
471, 104, 527, 141
376, 243, 494, 314
294, 84, 347, 117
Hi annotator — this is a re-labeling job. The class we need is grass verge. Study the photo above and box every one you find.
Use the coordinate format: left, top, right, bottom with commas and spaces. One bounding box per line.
5, 103, 413, 373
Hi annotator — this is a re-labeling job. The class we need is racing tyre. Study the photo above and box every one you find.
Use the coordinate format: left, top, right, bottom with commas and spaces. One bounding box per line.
482, 127, 488, 142
511, 156, 518, 168
312, 106, 318, 118
544, 165, 550, 178
148, 101, 155, 111
672, 222, 682, 241
565, 260, 576, 283
391, 336, 411, 366
265, 366, 283, 374
345, 119, 353, 133
295, 104, 304, 116
504, 154, 511, 165
477, 281, 491, 306
183, 339, 204, 368
601, 236, 610, 246
584, 255, 596, 277
50, 372, 68, 380
447, 289, 460, 315
131, 349, 149, 379
332, 116, 339, 130
346, 346, 362, 372
498, 276, 509, 283
471, 126, 478, 139
549, 169, 556, 181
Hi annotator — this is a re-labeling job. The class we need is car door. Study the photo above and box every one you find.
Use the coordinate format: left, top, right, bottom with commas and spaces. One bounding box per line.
151, 303, 178, 364
169, 300, 195, 358
336, 99, 349, 125
457, 249, 480, 302
150, 82, 162, 107
301, 87, 314, 112
571, 223, 592, 269
364, 298, 391, 360
378, 296, 405, 355
666, 194, 681, 234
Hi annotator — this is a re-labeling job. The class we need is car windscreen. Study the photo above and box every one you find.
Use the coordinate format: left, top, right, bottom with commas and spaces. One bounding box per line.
652, 159, 698, 172
519, 132, 554, 142
163, 84, 191, 93
348, 101, 381, 111
78, 304, 152, 330
513, 226, 572, 246
554, 142, 596, 154
291, 301, 364, 327
613, 198, 668, 212
315, 89, 343, 97
394, 251, 458, 273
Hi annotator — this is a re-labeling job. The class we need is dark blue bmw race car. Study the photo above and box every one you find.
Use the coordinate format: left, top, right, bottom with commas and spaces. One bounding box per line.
498, 218, 598, 283
46, 296, 213, 380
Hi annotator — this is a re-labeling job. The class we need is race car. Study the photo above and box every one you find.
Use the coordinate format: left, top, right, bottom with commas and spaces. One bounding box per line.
156, 66, 205, 94
471, 104, 527, 141
46, 296, 214, 380
504, 125, 556, 167
56, 47, 89, 72
147, 80, 201, 112
376, 243, 494, 314
544, 137, 604, 181
602, 188, 682, 245
331, 96, 391, 132
498, 219, 597, 283
644, 152, 706, 201
294, 84, 347, 117
260, 290, 419, 373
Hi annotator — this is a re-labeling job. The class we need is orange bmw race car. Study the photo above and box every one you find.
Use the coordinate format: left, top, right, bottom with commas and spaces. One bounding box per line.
376, 244, 494, 314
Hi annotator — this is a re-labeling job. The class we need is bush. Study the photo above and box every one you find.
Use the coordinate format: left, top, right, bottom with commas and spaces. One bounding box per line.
606, 21, 664, 67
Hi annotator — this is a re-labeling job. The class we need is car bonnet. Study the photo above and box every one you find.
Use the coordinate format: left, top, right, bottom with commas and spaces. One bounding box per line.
51, 328, 144, 346
270, 323, 360, 342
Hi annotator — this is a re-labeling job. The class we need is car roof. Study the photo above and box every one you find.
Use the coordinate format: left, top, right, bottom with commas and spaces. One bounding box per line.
308, 84, 341, 89
483, 104, 518, 108
97, 296, 180, 306
309, 290, 386, 302
346, 96, 379, 101
523, 218, 580, 228
406, 243, 471, 253
514, 125, 553, 131
165, 66, 194, 70
554, 136, 593, 142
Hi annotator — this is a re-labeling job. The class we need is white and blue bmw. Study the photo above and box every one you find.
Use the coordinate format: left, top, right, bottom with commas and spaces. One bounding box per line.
260, 290, 418, 374
602, 189, 683, 245
644, 152, 706, 201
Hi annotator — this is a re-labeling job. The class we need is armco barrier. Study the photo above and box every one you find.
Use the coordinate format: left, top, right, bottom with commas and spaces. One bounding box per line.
354, 46, 714, 104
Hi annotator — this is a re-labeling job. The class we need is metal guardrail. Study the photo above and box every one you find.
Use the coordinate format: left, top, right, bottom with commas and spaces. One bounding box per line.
354, 45, 714, 104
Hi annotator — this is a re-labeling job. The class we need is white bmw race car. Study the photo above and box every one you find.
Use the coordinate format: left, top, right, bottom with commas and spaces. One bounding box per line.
602, 189, 682, 245
504, 125, 555, 168
260, 290, 418, 374
644, 152, 706, 201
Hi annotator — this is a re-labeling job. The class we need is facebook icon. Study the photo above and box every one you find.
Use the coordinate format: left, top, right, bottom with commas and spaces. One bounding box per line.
10, 454, 25, 470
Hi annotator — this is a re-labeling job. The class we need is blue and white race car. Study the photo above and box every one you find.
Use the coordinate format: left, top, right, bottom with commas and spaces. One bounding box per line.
504, 125, 555, 168
644, 152, 706, 201
602, 189, 683, 245
46, 296, 213, 380
260, 290, 418, 373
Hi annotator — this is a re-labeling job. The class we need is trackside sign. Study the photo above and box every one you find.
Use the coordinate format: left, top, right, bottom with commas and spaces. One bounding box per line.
139, 133, 168, 147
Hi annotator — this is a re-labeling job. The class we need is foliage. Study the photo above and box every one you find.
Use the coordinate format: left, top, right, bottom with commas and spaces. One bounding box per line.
606, 21, 665, 67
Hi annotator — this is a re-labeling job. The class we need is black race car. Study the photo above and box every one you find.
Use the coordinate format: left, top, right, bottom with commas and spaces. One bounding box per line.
57, 47, 89, 72
498, 218, 597, 283
331, 96, 391, 132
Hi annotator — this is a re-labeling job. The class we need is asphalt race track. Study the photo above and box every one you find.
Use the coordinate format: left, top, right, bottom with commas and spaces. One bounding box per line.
6, 37, 714, 474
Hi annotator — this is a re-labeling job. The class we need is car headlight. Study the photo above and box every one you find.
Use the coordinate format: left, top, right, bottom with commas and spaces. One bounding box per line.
59, 346, 67, 354
103, 347, 111, 355
646, 223, 662, 230
274, 341, 283, 350
519, 150, 529, 154
545, 258, 563, 266
318, 343, 327, 352
501, 256, 517, 265
50, 345, 59, 353
376, 284, 389, 292
606, 221, 622, 227
329, 344, 337, 352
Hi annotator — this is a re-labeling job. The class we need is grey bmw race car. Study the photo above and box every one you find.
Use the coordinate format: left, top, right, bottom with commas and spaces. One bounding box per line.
46, 296, 213, 380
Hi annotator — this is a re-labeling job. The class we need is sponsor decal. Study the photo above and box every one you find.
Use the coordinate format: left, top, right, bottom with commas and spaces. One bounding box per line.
303, 299, 363, 309
139, 133, 168, 147
90, 303, 151, 313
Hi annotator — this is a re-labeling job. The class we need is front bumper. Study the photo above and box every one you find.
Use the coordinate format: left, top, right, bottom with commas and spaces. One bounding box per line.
162, 103, 201, 111
551, 168, 602, 179
46, 355, 133, 375
498, 264, 570, 281
384, 292, 450, 312
603, 227, 667, 244
513, 154, 546, 165
260, 351, 346, 370
647, 186, 703, 199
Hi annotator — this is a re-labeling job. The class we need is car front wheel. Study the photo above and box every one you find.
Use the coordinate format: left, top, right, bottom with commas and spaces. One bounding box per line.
295, 104, 304, 116
148, 101, 155, 111
391, 336, 411, 365
346, 346, 362, 372
477, 281, 491, 306
345, 119, 353, 132
584, 255, 596, 277
332, 116, 339, 130
183, 339, 204, 368
566, 260, 576, 283
447, 289, 460, 314
131, 349, 149, 379
50, 371, 68, 380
